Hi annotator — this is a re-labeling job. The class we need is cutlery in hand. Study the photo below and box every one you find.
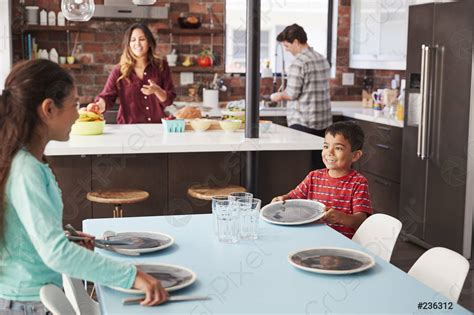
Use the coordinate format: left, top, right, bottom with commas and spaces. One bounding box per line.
64, 224, 80, 237
122, 295, 210, 305
66, 235, 133, 246
95, 243, 140, 256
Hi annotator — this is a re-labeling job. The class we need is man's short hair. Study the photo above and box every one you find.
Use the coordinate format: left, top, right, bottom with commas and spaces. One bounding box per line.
325, 121, 365, 151
276, 24, 308, 44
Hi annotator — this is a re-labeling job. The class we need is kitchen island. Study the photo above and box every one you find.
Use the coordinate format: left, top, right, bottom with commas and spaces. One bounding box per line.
46, 124, 323, 228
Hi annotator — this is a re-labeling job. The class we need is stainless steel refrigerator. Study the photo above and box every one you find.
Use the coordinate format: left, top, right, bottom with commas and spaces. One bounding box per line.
400, 0, 474, 259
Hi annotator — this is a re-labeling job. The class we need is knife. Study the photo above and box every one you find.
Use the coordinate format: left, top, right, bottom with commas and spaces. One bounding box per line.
95, 243, 140, 256
66, 235, 133, 246
122, 295, 210, 305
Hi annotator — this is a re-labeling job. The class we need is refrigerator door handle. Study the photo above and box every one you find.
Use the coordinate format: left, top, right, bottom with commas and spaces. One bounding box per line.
420, 45, 431, 160
418, 44, 428, 158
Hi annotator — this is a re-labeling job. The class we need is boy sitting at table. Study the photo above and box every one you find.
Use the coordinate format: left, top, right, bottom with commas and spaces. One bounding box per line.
272, 121, 373, 238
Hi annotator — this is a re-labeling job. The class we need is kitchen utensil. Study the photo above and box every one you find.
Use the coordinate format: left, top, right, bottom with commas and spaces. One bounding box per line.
66, 235, 133, 246
122, 295, 210, 305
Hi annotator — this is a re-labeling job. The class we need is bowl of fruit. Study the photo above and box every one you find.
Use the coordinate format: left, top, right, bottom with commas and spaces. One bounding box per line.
71, 106, 105, 136
178, 15, 201, 29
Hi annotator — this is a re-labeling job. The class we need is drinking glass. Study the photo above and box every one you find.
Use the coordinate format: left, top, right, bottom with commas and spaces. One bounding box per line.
214, 198, 239, 243
239, 198, 261, 240
211, 195, 228, 235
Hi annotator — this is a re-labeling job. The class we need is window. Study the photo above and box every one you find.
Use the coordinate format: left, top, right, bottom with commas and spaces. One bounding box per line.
0, 0, 12, 89
225, 0, 336, 76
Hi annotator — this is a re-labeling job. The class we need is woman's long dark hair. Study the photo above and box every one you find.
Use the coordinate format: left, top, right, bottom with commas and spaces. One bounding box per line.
118, 22, 162, 84
0, 59, 74, 239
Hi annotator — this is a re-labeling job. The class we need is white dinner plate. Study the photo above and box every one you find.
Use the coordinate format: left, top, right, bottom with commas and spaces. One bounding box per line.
110, 264, 197, 293
260, 199, 326, 225
288, 247, 376, 275
101, 231, 174, 255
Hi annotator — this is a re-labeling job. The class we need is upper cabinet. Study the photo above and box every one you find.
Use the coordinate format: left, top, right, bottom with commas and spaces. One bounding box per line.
350, 0, 428, 70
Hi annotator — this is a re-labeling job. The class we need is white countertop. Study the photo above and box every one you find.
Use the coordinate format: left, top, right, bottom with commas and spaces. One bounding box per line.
45, 123, 325, 156
331, 102, 404, 128
177, 101, 404, 128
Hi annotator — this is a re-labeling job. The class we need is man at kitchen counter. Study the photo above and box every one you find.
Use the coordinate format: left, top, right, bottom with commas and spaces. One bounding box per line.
271, 24, 332, 138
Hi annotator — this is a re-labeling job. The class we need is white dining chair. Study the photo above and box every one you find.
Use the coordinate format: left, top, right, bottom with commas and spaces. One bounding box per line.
40, 284, 76, 315
408, 247, 469, 302
62, 274, 101, 315
352, 213, 402, 262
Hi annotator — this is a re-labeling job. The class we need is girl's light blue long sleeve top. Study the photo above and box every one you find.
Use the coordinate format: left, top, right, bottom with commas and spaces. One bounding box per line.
0, 149, 137, 301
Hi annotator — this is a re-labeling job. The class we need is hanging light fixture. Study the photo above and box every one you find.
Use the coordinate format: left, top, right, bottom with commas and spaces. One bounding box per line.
61, 0, 95, 22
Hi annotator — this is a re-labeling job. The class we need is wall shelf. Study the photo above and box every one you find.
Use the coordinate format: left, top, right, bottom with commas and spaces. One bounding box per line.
60, 64, 81, 70
157, 27, 224, 35
21, 24, 83, 32
170, 66, 224, 73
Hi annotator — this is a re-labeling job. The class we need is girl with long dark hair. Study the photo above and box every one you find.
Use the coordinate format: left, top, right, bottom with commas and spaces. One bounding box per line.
0, 59, 167, 314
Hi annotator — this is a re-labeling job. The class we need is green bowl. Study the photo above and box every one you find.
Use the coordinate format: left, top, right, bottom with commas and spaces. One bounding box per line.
71, 120, 105, 135
219, 119, 241, 132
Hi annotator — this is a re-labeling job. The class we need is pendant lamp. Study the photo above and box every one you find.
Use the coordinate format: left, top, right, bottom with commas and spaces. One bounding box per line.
61, 0, 95, 22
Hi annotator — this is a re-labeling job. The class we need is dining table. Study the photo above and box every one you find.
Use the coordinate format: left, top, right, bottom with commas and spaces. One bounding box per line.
83, 214, 470, 314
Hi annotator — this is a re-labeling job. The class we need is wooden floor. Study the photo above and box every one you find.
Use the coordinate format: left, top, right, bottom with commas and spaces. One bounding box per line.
390, 239, 473, 312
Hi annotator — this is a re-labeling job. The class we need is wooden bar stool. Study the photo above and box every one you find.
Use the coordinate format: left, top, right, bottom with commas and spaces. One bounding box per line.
187, 184, 246, 201
86, 189, 149, 218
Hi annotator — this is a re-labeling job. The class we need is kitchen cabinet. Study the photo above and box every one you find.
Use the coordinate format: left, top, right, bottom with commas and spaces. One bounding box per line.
350, 0, 411, 70
347, 118, 402, 216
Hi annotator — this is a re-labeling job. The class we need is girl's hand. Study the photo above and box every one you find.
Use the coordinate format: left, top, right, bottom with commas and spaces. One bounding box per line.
65, 231, 95, 250
141, 80, 164, 96
133, 270, 169, 306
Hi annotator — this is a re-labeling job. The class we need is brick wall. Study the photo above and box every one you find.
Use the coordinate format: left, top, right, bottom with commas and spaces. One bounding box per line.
12, 0, 225, 104
11, 0, 405, 103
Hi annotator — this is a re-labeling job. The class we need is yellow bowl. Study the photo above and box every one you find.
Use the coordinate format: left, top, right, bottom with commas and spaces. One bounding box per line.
219, 119, 241, 132
71, 120, 105, 135
190, 118, 212, 132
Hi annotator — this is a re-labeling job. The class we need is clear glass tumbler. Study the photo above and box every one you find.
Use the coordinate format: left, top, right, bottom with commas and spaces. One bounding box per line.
239, 198, 261, 240
214, 198, 239, 243
211, 195, 228, 235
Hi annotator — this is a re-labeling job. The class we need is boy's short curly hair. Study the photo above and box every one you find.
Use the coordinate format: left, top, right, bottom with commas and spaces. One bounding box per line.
325, 121, 365, 151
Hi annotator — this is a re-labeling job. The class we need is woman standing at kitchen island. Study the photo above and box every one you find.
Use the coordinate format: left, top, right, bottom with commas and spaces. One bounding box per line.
89, 23, 176, 124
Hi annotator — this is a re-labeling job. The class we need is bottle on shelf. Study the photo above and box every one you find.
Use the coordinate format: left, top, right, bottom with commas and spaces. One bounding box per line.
396, 79, 406, 121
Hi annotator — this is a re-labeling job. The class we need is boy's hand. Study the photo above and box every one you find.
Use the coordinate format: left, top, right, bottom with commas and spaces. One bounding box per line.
321, 208, 344, 225
271, 195, 288, 203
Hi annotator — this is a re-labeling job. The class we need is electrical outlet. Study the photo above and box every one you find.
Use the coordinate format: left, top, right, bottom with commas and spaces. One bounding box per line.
342, 73, 355, 86
180, 72, 194, 85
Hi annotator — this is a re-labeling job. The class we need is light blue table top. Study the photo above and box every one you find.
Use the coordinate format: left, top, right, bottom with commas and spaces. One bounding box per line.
83, 214, 470, 314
